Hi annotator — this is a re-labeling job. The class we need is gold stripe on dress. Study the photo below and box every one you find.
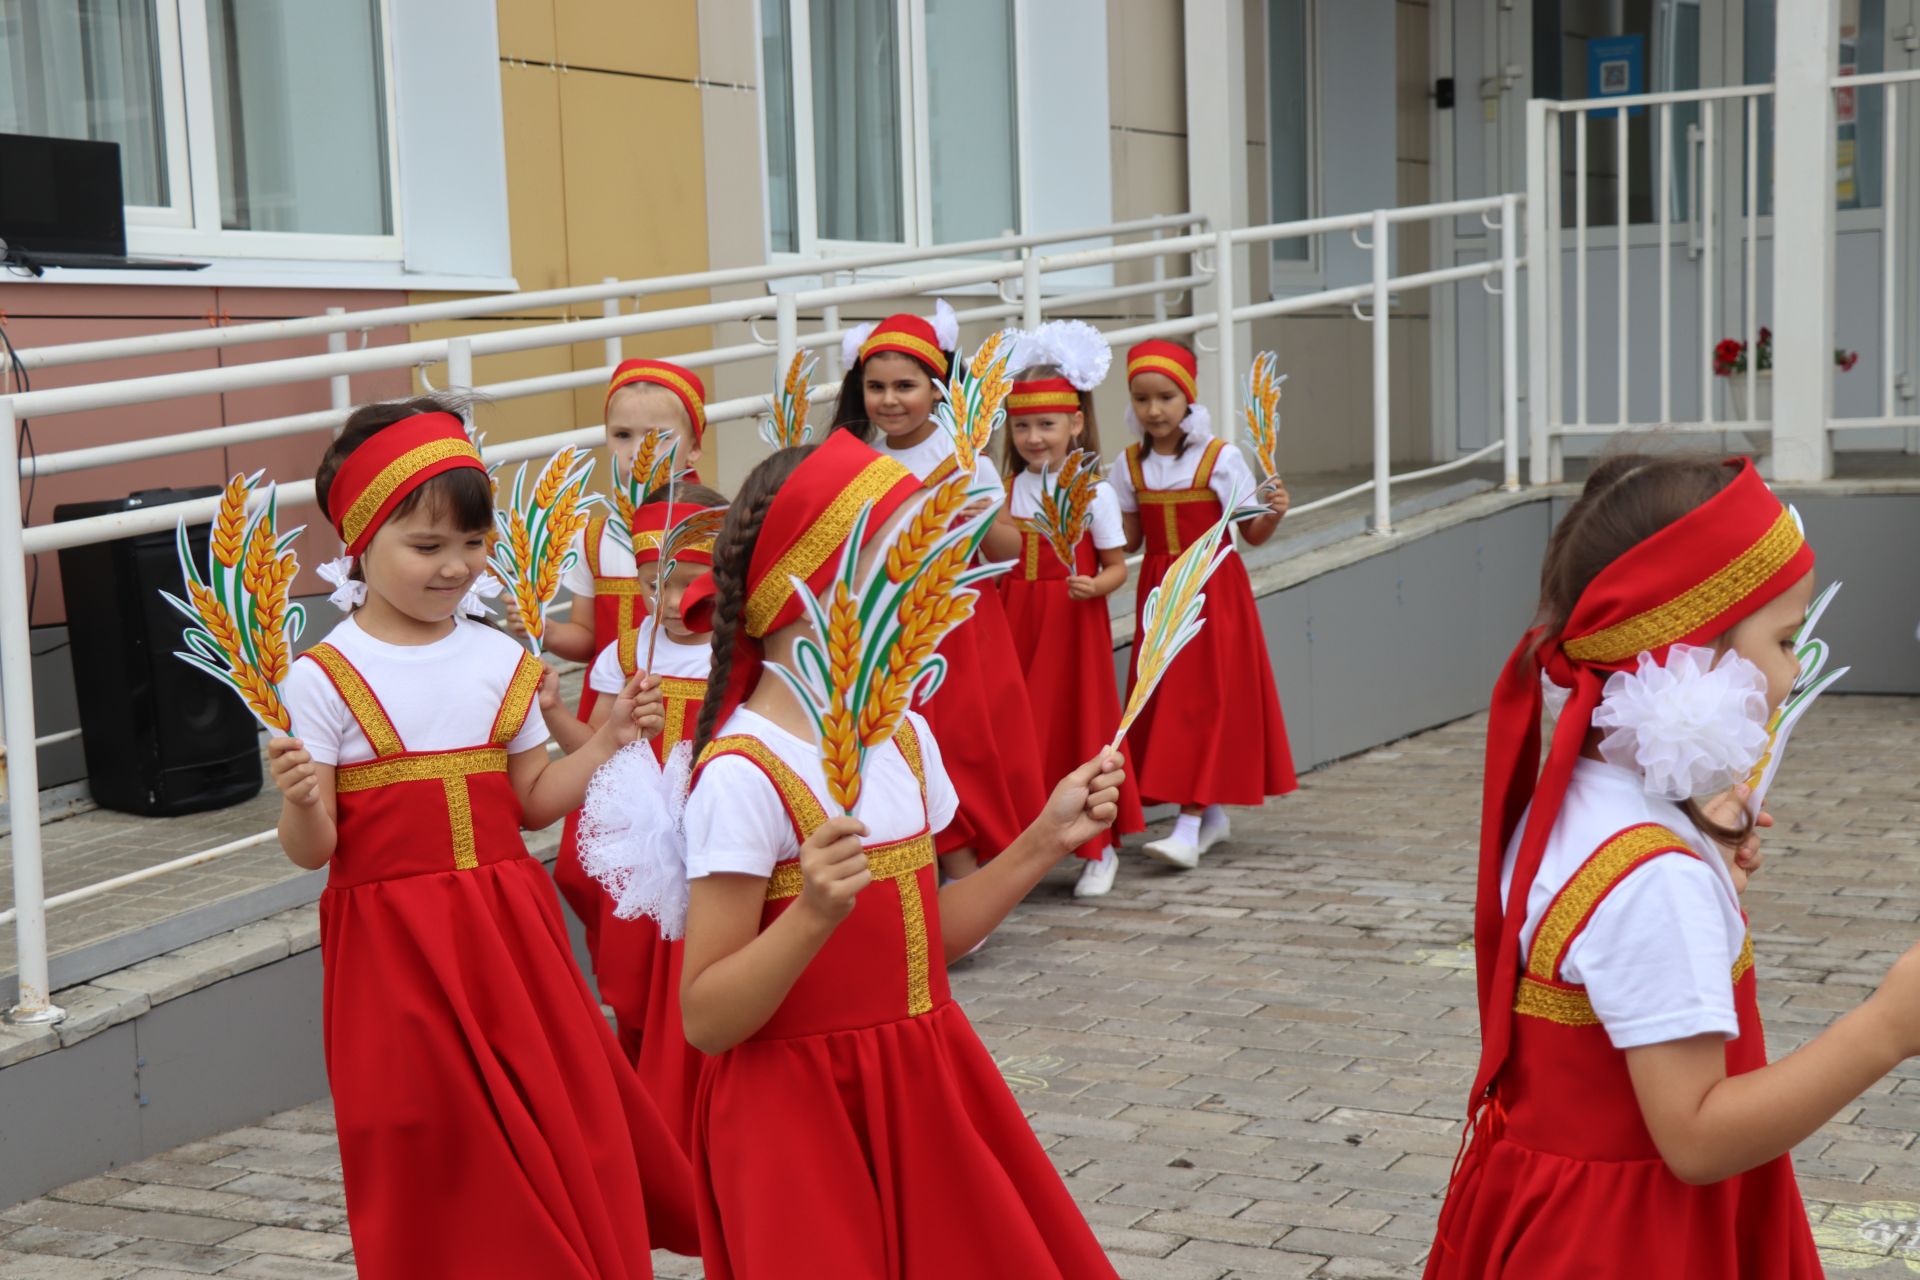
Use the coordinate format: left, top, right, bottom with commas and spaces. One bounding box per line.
1525, 825, 1692, 981
334, 747, 509, 792
304, 645, 404, 756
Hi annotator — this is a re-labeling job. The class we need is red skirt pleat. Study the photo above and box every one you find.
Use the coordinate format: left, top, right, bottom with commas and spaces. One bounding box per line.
1126, 549, 1296, 808
320, 857, 701, 1277
600, 913, 703, 1156
1001, 576, 1145, 859
553, 682, 605, 957
692, 1000, 1117, 1279
1426, 1136, 1821, 1280
915, 587, 1046, 859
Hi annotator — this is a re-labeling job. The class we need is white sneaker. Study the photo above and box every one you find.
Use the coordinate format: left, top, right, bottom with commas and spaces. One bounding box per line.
1074, 848, 1119, 897
1143, 836, 1200, 870
1197, 810, 1231, 853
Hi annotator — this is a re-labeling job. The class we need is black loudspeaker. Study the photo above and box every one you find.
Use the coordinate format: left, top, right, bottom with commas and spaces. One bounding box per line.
54, 487, 264, 816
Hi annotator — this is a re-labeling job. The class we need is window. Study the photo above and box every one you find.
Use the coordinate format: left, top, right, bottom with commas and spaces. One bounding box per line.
760, 0, 1023, 254
0, 0, 397, 257
1265, 0, 1314, 265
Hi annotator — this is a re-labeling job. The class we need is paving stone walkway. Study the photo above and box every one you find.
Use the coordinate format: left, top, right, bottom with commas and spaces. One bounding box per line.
4, 694, 1920, 1278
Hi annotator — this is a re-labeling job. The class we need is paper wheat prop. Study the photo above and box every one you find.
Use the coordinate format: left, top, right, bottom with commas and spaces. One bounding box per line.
934, 330, 1014, 479
489, 448, 598, 655
1243, 351, 1287, 483
1109, 487, 1243, 750
760, 350, 818, 450
766, 491, 1003, 812
1743, 580, 1849, 816
642, 505, 729, 674
608, 429, 683, 555
162, 472, 305, 733
1028, 449, 1103, 572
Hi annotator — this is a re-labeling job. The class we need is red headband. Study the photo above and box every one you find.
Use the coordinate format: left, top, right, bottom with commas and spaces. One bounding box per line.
858, 314, 949, 378
327, 412, 486, 556
681, 432, 922, 736
1126, 340, 1198, 402
1466, 458, 1812, 1124
606, 359, 707, 445
631, 500, 721, 569
1006, 376, 1082, 417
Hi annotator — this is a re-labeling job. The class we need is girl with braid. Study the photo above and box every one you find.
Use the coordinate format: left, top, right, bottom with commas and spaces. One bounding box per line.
673, 433, 1126, 1277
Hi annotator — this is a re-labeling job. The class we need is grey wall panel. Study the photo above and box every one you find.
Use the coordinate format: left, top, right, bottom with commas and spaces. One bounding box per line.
0, 1024, 142, 1208
1303, 552, 1402, 762
1789, 495, 1920, 695
1255, 579, 1316, 772
134, 952, 328, 1154
1476, 503, 1554, 692
1394, 524, 1487, 732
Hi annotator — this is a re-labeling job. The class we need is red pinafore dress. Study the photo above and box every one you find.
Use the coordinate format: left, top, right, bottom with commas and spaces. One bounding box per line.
910, 453, 1046, 859
689, 721, 1117, 1279
1123, 440, 1296, 808
554, 514, 648, 948
1001, 496, 1145, 861
303, 641, 699, 1276
595, 628, 709, 1154
1426, 825, 1822, 1279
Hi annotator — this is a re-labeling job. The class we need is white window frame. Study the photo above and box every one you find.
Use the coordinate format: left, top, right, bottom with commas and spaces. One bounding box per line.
1264, 0, 1323, 287
102, 0, 404, 262
767, 0, 1028, 264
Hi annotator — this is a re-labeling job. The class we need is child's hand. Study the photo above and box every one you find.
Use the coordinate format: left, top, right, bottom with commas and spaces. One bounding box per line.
1264, 479, 1290, 519
537, 663, 562, 713
796, 815, 871, 927
959, 497, 994, 523
1702, 784, 1771, 892
1040, 750, 1127, 856
267, 737, 322, 807
608, 672, 666, 746
503, 596, 531, 640
1065, 575, 1099, 601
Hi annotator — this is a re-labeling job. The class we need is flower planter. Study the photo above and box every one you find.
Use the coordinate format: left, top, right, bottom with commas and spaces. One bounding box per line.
1725, 369, 1773, 424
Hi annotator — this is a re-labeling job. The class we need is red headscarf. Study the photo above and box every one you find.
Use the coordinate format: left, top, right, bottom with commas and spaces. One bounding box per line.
1468, 458, 1812, 1115
606, 359, 707, 445
680, 432, 923, 736
630, 499, 721, 569
325, 412, 486, 556
1006, 376, 1082, 417
858, 313, 950, 379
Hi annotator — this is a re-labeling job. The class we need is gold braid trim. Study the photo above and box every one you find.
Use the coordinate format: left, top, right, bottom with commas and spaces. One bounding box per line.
334, 747, 509, 792
1513, 977, 1603, 1026
697, 736, 830, 838
303, 645, 405, 756
594, 577, 646, 596
1524, 825, 1694, 981
490, 653, 544, 747
1563, 511, 1806, 663
762, 832, 935, 901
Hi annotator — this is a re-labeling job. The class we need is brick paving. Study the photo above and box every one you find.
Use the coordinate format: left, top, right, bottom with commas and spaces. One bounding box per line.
4, 693, 1920, 1277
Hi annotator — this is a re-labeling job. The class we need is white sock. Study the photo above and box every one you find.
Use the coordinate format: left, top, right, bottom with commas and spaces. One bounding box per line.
1201, 804, 1228, 828
1171, 814, 1202, 845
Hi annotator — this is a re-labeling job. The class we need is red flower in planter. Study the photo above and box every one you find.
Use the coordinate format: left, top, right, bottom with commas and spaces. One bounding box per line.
1713, 338, 1747, 376
1837, 349, 1860, 372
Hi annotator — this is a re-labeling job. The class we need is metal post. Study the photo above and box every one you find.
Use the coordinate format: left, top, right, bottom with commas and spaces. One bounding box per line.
1370, 209, 1393, 534
601, 278, 621, 370
1151, 227, 1169, 325
775, 293, 799, 387
1213, 228, 1236, 445
326, 306, 350, 414
1526, 100, 1554, 485
0, 400, 61, 1024
1500, 193, 1522, 490
1770, 2, 1839, 481
446, 338, 474, 396
821, 272, 842, 379
1022, 250, 1043, 333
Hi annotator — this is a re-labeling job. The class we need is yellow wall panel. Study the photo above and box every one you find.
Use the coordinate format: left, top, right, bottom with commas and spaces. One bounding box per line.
501, 63, 573, 298
559, 71, 711, 288
498, 0, 556, 62
555, 0, 698, 80
409, 318, 582, 447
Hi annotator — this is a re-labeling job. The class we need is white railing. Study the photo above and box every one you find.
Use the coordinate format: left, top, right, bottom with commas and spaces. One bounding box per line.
0, 198, 1526, 1022
1525, 72, 1920, 483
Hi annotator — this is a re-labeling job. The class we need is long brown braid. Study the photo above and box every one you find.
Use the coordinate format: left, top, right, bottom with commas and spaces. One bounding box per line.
690, 446, 814, 762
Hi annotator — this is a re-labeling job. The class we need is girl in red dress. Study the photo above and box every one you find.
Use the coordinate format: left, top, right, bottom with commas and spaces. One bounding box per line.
1111, 339, 1296, 869
266, 397, 699, 1276
541, 485, 726, 1154
831, 306, 1045, 879
1000, 321, 1144, 897
533, 360, 705, 954
674, 432, 1127, 1278
1428, 454, 1920, 1279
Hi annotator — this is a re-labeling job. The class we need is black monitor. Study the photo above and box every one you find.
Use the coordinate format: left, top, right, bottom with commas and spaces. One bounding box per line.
0, 131, 128, 259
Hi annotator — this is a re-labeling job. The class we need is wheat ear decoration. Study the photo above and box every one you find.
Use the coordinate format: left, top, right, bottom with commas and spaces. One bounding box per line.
1244, 351, 1286, 484
761, 350, 818, 450
163, 472, 305, 733
490, 449, 598, 655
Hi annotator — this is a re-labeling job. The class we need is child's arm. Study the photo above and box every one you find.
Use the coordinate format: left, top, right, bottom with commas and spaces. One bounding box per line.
1627, 946, 1920, 1184
680, 815, 870, 1054
1237, 478, 1290, 548
509, 593, 597, 663
536, 663, 597, 753
508, 672, 665, 828
267, 738, 338, 869
937, 751, 1125, 959
979, 505, 1023, 562
1067, 546, 1129, 601
1121, 513, 1143, 552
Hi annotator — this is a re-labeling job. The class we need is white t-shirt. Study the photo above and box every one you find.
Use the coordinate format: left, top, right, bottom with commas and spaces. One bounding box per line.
1500, 757, 1748, 1050
684, 709, 959, 880
875, 428, 1001, 494
1006, 471, 1126, 551
285, 617, 550, 767
588, 617, 711, 694
1108, 437, 1260, 515
560, 519, 636, 599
